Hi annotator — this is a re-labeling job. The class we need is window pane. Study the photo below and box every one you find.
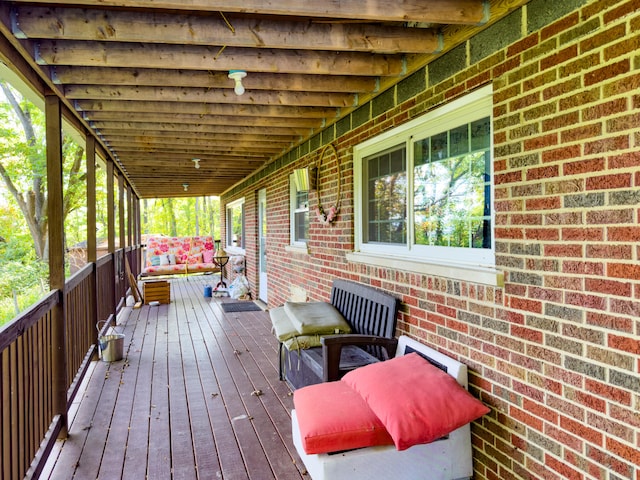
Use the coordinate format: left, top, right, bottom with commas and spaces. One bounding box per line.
363, 145, 407, 244
414, 117, 491, 249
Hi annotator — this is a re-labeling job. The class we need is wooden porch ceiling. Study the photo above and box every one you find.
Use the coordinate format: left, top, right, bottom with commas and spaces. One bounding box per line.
0, 0, 524, 198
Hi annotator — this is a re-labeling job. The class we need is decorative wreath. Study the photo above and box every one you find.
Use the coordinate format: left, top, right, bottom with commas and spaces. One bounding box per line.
314, 143, 342, 225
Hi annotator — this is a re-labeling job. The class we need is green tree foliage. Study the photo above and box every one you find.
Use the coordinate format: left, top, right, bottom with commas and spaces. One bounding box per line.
0, 80, 87, 325
142, 196, 219, 239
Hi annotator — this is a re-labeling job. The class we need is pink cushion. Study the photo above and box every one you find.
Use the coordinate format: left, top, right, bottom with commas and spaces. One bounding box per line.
202, 249, 214, 263
342, 353, 490, 451
293, 381, 393, 454
187, 253, 202, 264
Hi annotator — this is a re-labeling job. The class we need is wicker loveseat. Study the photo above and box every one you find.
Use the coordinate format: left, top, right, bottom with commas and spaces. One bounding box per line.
140, 235, 221, 277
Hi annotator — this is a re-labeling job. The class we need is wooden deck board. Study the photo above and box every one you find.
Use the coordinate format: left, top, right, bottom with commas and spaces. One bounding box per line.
45, 276, 305, 480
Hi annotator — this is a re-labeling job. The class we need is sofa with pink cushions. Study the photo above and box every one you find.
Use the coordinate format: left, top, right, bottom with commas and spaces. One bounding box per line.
140, 235, 221, 277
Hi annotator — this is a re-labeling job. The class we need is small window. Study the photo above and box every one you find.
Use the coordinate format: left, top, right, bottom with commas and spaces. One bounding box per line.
226, 198, 245, 250
290, 173, 309, 244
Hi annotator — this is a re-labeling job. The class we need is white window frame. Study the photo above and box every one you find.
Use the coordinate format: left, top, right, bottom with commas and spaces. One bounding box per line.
289, 173, 309, 247
350, 85, 503, 286
226, 197, 245, 254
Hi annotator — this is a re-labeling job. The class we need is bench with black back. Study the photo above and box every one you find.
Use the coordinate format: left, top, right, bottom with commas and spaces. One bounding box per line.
281, 279, 399, 389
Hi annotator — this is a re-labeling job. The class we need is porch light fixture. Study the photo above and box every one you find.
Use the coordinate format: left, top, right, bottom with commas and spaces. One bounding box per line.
192, 158, 200, 169
228, 70, 247, 95
183, 183, 189, 191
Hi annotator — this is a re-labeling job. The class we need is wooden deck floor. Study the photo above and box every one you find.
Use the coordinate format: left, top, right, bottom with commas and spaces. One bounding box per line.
43, 276, 306, 480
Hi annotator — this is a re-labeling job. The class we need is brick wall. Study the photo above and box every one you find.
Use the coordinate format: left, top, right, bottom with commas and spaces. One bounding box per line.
222, 0, 640, 478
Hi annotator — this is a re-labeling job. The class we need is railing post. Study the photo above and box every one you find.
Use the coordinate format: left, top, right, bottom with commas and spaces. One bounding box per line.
86, 136, 99, 351
45, 92, 68, 437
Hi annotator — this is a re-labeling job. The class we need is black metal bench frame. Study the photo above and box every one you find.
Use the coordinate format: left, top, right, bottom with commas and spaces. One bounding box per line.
279, 279, 399, 389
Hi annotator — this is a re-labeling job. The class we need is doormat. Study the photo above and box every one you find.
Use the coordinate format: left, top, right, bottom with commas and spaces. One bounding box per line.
220, 301, 262, 313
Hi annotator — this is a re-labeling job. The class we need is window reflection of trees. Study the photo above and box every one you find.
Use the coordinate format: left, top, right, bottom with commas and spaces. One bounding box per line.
365, 147, 407, 244
413, 117, 491, 249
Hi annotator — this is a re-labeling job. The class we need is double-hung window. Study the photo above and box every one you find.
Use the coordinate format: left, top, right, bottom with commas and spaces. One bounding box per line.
352, 86, 499, 284
226, 198, 245, 251
290, 172, 309, 245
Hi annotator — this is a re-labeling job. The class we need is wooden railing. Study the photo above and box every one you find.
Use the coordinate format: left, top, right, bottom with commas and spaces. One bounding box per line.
0, 291, 60, 480
0, 246, 142, 479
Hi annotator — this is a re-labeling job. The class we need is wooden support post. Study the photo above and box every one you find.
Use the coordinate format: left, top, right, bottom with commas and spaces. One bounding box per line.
106, 160, 116, 318
118, 174, 125, 251
86, 136, 99, 352
45, 92, 68, 438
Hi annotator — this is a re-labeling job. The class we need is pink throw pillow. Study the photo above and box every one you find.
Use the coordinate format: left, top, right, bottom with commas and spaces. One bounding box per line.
294, 381, 393, 454
202, 249, 214, 263
342, 353, 490, 451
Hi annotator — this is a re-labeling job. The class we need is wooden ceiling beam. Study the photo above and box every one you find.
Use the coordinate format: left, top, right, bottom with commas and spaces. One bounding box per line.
14, 7, 443, 54
81, 111, 324, 129
75, 99, 337, 119
52, 67, 378, 93
94, 122, 309, 136
107, 140, 287, 153
35, 41, 404, 76
99, 131, 298, 143
9, 0, 489, 24
63, 85, 357, 108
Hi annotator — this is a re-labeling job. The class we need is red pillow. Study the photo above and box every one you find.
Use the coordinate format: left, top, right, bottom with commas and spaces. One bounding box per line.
342, 353, 490, 451
293, 381, 393, 454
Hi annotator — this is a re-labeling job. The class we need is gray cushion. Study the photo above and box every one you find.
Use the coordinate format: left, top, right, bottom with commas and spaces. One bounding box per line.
284, 301, 352, 335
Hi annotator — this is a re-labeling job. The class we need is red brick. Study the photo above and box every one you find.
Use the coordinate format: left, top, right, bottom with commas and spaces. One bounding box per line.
610, 404, 640, 429
587, 208, 634, 225
510, 406, 543, 432
580, 23, 626, 54
608, 334, 640, 355
563, 157, 606, 176
565, 291, 607, 311
541, 12, 579, 41
562, 228, 604, 242
525, 197, 561, 211
542, 144, 582, 163
509, 297, 542, 314
545, 244, 583, 258
585, 59, 630, 86
585, 379, 632, 406
585, 277, 632, 297
560, 416, 604, 446
541, 45, 578, 71
525, 228, 560, 241
606, 437, 640, 466
522, 398, 559, 424
542, 111, 580, 132
608, 226, 640, 242
526, 165, 559, 181
586, 173, 632, 190
544, 424, 583, 452
607, 112, 640, 133
562, 260, 604, 276
560, 123, 602, 143
582, 97, 627, 121
584, 134, 629, 155
608, 262, 640, 280
586, 312, 633, 333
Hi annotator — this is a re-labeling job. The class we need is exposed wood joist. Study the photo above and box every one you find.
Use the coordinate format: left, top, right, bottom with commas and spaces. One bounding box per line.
35, 41, 405, 77
63, 85, 357, 108
8, 0, 489, 24
52, 67, 379, 93
13, 7, 443, 54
